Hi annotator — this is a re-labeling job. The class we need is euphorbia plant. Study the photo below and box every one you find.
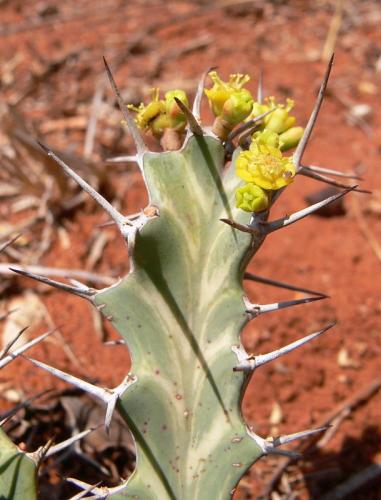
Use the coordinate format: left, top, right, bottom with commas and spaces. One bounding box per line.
0, 55, 360, 499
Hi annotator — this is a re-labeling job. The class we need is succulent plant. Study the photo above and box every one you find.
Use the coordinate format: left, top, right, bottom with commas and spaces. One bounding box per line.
0, 54, 362, 499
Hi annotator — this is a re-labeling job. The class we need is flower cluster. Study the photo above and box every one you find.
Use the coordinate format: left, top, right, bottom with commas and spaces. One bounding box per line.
249, 97, 303, 151
203, 71, 303, 213
204, 71, 253, 127
129, 71, 303, 212
128, 88, 189, 138
234, 128, 295, 211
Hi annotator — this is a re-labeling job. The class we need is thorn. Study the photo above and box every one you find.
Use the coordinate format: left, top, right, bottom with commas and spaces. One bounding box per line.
69, 278, 93, 291
22, 357, 136, 433
106, 155, 138, 163
244, 272, 326, 297
37, 141, 127, 232
269, 426, 329, 448
0, 414, 13, 428
66, 478, 106, 500
69, 481, 103, 500
104, 395, 118, 433
233, 323, 335, 372
293, 54, 334, 170
257, 69, 264, 103
23, 356, 111, 403
104, 376, 135, 433
246, 295, 326, 319
1, 264, 114, 286
299, 168, 370, 193
96, 211, 141, 229
30, 438, 54, 467
174, 97, 204, 136
265, 448, 302, 459
68, 481, 103, 500
76, 454, 110, 479
0, 326, 29, 359
248, 429, 302, 459
192, 67, 216, 121
103, 56, 148, 158
44, 428, 96, 458
67, 477, 121, 498
0, 330, 54, 370
10, 267, 97, 300
0, 233, 22, 253
0, 388, 53, 423
262, 186, 356, 234
220, 218, 258, 234
301, 164, 363, 180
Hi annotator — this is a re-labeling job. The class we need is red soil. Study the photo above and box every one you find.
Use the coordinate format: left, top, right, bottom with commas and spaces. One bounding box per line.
1, 1, 381, 498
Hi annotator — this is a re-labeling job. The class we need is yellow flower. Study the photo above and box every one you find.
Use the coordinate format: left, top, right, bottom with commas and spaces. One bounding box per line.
235, 183, 269, 213
205, 71, 252, 117
236, 143, 295, 190
128, 88, 167, 133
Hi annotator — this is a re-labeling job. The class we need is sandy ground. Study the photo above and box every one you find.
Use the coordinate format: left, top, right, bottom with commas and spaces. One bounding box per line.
1, 1, 381, 498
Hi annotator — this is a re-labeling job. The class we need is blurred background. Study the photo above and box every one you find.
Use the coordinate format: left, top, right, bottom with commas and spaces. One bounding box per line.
0, 0, 380, 498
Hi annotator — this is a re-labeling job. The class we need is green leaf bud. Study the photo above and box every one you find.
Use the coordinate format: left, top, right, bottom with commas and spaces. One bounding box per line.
220, 89, 253, 126
165, 90, 189, 131
235, 183, 269, 212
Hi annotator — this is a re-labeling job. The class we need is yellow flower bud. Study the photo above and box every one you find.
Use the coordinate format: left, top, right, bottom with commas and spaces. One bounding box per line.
220, 89, 253, 126
236, 143, 295, 190
248, 96, 297, 133
235, 183, 269, 213
283, 115, 296, 130
279, 126, 304, 151
266, 108, 295, 134
205, 70, 251, 117
164, 90, 189, 131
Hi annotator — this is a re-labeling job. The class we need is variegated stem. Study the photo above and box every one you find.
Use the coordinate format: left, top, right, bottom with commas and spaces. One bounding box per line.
92, 138, 293, 499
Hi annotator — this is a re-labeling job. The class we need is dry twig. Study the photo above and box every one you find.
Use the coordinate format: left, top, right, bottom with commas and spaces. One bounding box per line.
321, 0, 346, 62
